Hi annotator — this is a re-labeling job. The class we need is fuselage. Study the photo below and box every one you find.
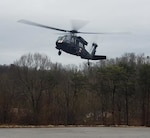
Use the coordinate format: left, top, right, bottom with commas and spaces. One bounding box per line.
56, 34, 106, 60
56, 35, 91, 58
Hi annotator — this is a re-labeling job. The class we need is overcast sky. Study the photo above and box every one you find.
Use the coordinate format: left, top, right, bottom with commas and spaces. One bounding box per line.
1, 0, 150, 66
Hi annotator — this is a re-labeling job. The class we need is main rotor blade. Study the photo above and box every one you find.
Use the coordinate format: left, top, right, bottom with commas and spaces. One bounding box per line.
18, 19, 129, 35
18, 19, 70, 33
77, 31, 130, 34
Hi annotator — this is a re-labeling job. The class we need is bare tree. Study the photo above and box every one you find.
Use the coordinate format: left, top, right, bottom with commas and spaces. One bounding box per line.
14, 53, 52, 124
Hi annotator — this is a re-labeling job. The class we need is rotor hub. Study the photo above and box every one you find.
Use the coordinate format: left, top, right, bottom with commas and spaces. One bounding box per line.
70, 30, 78, 34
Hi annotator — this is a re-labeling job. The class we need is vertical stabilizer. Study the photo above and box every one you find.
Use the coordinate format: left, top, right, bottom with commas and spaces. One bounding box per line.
90, 43, 106, 60
91, 43, 98, 56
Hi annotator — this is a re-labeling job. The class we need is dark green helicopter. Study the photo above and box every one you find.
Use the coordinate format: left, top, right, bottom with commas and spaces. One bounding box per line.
19, 19, 107, 65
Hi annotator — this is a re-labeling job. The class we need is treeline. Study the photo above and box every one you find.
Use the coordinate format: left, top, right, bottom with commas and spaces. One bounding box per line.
0, 53, 150, 126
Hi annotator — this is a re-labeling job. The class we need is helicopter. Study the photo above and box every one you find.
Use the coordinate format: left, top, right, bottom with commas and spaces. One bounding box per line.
19, 19, 107, 65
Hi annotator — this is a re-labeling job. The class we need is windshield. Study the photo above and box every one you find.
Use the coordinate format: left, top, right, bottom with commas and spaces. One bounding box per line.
57, 36, 65, 41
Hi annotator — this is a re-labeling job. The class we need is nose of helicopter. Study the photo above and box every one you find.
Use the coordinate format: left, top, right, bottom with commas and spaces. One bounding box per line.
56, 39, 63, 49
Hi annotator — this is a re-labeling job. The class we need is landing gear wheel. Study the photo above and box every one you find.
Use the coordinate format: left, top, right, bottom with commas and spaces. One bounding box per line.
58, 50, 62, 56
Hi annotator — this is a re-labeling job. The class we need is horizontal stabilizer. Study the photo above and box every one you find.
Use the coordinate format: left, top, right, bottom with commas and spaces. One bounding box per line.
92, 55, 106, 60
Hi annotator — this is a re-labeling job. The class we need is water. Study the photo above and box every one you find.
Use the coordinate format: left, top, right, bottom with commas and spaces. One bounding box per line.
0, 127, 149, 138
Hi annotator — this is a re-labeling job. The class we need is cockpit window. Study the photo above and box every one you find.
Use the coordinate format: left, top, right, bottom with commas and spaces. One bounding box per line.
57, 35, 71, 42
57, 36, 65, 41
79, 42, 84, 48
65, 35, 71, 41
57, 36, 66, 43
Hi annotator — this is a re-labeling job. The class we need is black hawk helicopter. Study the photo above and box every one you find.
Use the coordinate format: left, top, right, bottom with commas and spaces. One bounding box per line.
19, 19, 107, 65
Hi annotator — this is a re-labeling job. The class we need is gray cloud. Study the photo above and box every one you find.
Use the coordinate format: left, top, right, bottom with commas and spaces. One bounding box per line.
0, 0, 150, 65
